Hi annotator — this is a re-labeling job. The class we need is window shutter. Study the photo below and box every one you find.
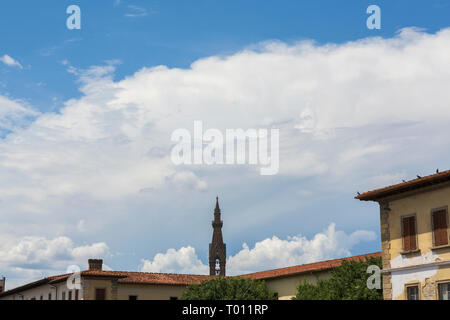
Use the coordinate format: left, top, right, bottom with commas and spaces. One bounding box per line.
433, 210, 448, 246
403, 216, 416, 251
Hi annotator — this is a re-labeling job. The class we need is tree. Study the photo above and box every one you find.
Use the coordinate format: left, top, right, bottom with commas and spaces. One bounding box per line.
294, 257, 383, 300
181, 277, 278, 300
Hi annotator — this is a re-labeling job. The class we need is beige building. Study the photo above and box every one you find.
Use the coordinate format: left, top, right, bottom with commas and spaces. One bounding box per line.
0, 253, 380, 300
357, 169, 450, 300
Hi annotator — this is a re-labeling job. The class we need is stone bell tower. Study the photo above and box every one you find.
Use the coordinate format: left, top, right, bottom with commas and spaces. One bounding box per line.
209, 197, 226, 276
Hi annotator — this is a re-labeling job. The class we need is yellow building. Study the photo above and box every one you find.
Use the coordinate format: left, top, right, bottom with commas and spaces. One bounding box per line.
357, 169, 450, 300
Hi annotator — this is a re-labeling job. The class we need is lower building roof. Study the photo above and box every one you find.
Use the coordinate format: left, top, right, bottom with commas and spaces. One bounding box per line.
0, 251, 381, 297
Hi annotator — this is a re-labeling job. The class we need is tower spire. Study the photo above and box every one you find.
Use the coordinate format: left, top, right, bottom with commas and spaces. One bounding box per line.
209, 196, 226, 276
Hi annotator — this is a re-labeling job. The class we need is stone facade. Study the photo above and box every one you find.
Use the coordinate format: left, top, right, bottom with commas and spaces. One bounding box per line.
379, 200, 393, 300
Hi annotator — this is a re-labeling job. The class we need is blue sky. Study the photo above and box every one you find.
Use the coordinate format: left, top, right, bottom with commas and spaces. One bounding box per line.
2, 0, 449, 112
1, 1, 450, 288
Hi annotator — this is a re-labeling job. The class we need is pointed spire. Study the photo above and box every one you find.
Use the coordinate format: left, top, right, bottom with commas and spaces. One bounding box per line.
215, 196, 220, 210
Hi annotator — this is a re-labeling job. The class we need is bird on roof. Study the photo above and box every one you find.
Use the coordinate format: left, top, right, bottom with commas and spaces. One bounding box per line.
402, 180, 406, 182
357, 192, 361, 195
417, 175, 422, 179
436, 169, 439, 173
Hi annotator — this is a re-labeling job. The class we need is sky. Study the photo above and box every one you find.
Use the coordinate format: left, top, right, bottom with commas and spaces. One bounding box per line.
1, 0, 450, 288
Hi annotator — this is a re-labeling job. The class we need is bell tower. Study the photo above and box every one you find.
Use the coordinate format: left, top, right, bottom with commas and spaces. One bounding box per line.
209, 197, 226, 276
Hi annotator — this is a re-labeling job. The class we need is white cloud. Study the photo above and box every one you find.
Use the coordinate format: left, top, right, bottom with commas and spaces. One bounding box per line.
0, 28, 450, 284
140, 224, 376, 275
227, 223, 376, 275
0, 95, 39, 130
0, 235, 109, 288
0, 54, 23, 69
125, 5, 148, 17
141, 246, 208, 274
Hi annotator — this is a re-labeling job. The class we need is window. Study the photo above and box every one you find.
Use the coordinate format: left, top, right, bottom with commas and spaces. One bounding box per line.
215, 258, 220, 275
170, 296, 178, 300
95, 288, 106, 300
406, 285, 419, 300
62, 291, 66, 300
68, 291, 72, 300
75, 289, 79, 300
48, 293, 52, 300
129, 295, 138, 300
439, 283, 450, 300
402, 215, 417, 251
432, 209, 448, 247
40, 295, 43, 300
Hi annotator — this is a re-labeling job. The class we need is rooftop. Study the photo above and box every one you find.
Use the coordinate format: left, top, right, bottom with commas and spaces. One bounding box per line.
240, 252, 381, 280
355, 169, 450, 201
0, 252, 382, 297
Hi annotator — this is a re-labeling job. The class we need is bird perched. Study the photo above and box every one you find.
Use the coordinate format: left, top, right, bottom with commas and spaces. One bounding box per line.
402, 180, 406, 182
417, 175, 422, 179
436, 169, 439, 173
357, 192, 361, 195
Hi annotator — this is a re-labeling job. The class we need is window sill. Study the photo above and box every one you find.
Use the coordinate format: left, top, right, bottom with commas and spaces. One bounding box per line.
400, 249, 421, 255
431, 244, 450, 251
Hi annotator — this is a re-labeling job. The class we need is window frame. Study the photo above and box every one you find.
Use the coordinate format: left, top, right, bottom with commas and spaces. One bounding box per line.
431, 206, 449, 247
437, 280, 450, 300
129, 295, 138, 300
401, 213, 419, 252
405, 283, 420, 300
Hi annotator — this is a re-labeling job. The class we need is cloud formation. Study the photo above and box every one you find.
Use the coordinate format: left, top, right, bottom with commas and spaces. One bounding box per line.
0, 54, 23, 69
0, 235, 109, 288
0, 96, 39, 131
140, 223, 376, 275
1, 27, 450, 288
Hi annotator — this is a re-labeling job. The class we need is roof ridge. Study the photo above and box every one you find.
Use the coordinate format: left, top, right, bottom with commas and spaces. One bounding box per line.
240, 252, 382, 277
356, 169, 450, 201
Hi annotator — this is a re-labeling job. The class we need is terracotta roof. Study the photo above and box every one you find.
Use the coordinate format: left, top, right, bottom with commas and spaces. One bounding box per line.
0, 271, 213, 297
240, 252, 382, 280
117, 272, 213, 285
355, 169, 450, 201
0, 252, 381, 296
50, 270, 214, 285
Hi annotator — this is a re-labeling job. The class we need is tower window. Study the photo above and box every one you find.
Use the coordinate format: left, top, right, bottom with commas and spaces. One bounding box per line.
215, 259, 220, 275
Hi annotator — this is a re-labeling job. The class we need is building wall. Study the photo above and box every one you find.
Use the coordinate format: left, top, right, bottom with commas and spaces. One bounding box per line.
384, 185, 450, 300
117, 283, 186, 300
0, 281, 76, 300
264, 270, 331, 300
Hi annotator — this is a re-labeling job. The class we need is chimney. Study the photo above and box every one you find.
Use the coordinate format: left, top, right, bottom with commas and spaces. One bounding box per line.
0, 277, 5, 293
88, 259, 103, 271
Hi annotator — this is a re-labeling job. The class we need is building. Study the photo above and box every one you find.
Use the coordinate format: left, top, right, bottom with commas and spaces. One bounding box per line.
241, 252, 381, 299
0, 277, 5, 293
0, 253, 380, 300
209, 197, 226, 276
357, 169, 450, 300
0, 197, 381, 300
